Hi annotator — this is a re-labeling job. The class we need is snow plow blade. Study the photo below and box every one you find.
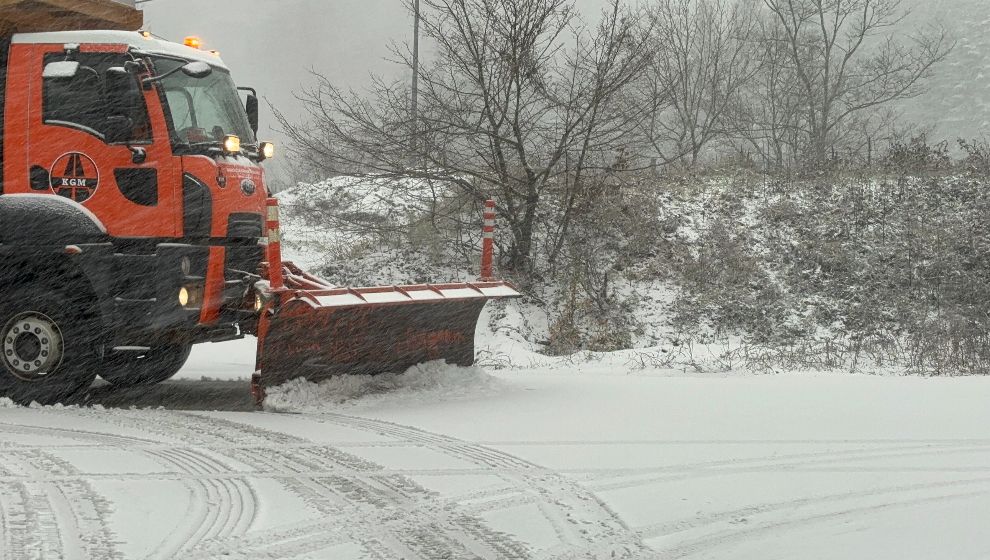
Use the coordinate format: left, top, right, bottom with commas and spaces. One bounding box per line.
253, 282, 520, 396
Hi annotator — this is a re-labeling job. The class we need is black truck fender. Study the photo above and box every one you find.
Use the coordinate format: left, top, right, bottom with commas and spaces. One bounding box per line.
0, 194, 116, 339
0, 194, 108, 244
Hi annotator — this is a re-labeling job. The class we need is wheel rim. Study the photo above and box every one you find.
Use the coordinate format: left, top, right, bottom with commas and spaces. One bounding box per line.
2, 312, 65, 381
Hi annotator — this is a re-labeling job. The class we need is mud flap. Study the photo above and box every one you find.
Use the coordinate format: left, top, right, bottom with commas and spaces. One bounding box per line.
253, 283, 519, 394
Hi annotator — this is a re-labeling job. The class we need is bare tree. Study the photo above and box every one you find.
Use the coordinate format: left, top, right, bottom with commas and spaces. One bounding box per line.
637, 0, 761, 166
276, 0, 648, 276
761, 0, 953, 166
733, 13, 805, 168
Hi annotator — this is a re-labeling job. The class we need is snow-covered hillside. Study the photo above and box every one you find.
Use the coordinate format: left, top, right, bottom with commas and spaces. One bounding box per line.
274, 171, 990, 377
276, 175, 448, 273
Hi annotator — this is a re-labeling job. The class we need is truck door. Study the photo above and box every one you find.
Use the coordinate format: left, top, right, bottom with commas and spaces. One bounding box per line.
22, 45, 179, 238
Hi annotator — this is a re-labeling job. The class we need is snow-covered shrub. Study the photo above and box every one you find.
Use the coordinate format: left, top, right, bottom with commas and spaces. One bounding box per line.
666, 171, 990, 374
882, 135, 951, 175
544, 175, 667, 353
957, 138, 990, 177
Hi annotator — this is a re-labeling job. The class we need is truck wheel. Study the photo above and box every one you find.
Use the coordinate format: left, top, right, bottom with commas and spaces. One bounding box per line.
0, 291, 101, 405
99, 345, 192, 387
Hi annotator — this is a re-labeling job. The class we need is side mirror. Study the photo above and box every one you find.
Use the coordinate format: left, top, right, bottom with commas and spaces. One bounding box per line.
104, 67, 141, 145
43, 60, 80, 79
181, 61, 213, 79
245, 94, 259, 136
105, 67, 141, 113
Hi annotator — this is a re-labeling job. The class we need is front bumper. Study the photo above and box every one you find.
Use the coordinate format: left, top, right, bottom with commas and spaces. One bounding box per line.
84, 241, 264, 347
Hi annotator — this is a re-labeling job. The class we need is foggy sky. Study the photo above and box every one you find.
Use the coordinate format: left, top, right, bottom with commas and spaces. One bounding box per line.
142, 0, 985, 177
143, 1, 415, 150
142, 0, 605, 164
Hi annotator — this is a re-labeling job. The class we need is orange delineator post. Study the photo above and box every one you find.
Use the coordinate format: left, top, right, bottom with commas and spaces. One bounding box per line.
253, 198, 285, 406
266, 198, 284, 290
481, 199, 495, 281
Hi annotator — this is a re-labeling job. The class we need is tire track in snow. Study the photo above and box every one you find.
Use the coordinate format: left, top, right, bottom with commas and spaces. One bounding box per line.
141, 448, 257, 560
0, 448, 121, 560
49, 409, 534, 560
208, 431, 532, 559
0, 421, 166, 560
581, 441, 990, 492
186, 515, 356, 560
646, 478, 990, 558
555, 440, 990, 557
14, 408, 990, 559
300, 412, 655, 560
37, 409, 344, 559
637, 475, 990, 541
3, 413, 259, 560
473, 438, 990, 446
0, 482, 52, 560
0, 421, 166, 448
294, 416, 990, 560
172, 414, 526, 560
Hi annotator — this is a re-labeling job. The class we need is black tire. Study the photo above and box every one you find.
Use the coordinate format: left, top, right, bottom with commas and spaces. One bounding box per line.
99, 344, 192, 387
0, 286, 102, 405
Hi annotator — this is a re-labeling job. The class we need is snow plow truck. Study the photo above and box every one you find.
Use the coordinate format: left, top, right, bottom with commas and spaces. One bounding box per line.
0, 0, 519, 405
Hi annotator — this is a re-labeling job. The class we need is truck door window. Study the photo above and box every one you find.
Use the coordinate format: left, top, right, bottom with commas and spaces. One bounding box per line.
42, 53, 151, 143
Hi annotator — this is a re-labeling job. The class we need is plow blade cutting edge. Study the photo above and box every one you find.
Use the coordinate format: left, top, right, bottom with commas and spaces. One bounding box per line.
253, 282, 520, 396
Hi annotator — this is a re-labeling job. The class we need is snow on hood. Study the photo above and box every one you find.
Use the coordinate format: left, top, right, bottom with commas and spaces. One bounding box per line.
262, 360, 504, 412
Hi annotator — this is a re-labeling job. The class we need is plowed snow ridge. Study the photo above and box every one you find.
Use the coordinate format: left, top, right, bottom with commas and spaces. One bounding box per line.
263, 361, 505, 411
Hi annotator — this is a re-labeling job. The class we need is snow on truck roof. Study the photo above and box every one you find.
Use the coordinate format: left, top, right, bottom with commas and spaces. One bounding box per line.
11, 30, 230, 70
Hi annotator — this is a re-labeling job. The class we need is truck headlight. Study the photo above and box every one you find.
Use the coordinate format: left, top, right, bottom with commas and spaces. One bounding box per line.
179, 285, 204, 308
260, 142, 275, 161
223, 134, 241, 155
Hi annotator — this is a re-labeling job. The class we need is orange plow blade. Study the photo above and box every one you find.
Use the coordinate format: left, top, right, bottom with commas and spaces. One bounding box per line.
253, 282, 520, 397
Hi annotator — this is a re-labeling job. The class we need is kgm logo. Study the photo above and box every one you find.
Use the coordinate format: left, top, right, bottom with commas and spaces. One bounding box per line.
50, 152, 99, 203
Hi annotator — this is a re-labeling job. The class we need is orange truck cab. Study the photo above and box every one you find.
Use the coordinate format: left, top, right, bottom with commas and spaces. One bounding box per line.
0, 30, 273, 401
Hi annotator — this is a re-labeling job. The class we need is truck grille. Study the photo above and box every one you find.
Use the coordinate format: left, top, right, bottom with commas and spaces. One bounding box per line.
227, 213, 263, 240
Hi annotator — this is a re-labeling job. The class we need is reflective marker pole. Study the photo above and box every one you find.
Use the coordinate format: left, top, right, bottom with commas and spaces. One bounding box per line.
266, 198, 284, 290
255, 198, 285, 408
481, 199, 495, 281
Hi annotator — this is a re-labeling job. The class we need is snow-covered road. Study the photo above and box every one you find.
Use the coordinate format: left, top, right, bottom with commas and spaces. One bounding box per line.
2, 341, 990, 559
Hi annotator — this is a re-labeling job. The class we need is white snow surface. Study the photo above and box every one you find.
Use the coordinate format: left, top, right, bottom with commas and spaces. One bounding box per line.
3, 343, 990, 559
3, 187, 990, 558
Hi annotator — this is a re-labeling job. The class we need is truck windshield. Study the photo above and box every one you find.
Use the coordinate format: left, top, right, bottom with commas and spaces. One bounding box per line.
153, 57, 255, 149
